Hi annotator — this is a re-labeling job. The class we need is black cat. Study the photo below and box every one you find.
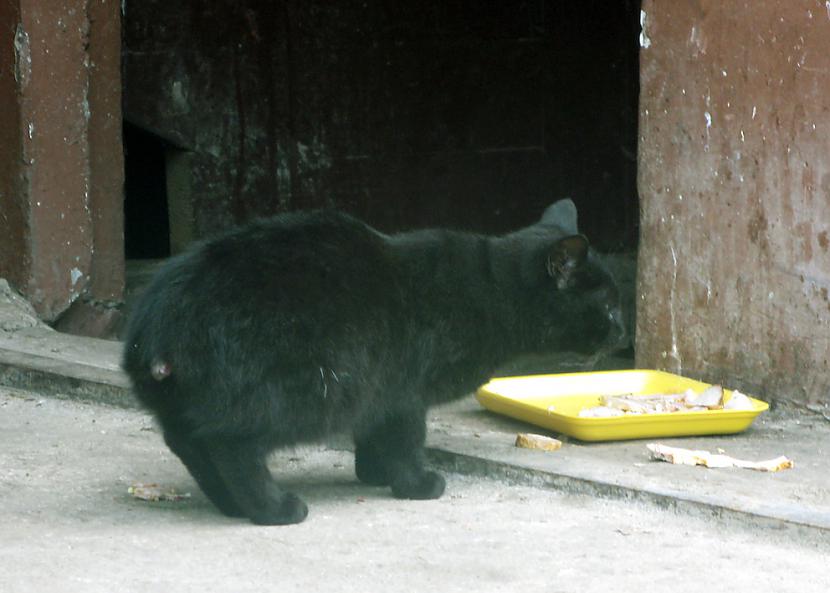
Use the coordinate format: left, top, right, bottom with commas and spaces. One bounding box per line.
122, 199, 625, 525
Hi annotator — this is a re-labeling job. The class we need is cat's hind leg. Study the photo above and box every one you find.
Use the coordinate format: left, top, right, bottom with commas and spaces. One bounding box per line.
162, 428, 246, 518
354, 410, 446, 500
200, 437, 309, 525
354, 437, 391, 486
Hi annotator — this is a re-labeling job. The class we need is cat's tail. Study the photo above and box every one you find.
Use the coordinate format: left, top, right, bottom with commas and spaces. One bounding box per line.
121, 275, 180, 409
122, 319, 173, 405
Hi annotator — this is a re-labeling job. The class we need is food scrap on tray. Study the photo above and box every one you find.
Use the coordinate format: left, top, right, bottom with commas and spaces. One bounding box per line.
646, 443, 793, 472
578, 385, 755, 417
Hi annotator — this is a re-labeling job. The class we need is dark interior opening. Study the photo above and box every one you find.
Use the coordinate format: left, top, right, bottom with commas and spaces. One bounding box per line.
119, 0, 640, 359
123, 121, 171, 259
122, 0, 640, 252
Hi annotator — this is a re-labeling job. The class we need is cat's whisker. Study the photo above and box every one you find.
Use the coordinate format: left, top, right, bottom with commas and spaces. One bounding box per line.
319, 367, 328, 399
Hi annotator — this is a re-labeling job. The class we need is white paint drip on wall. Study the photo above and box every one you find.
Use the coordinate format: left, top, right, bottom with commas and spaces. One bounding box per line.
171, 80, 189, 113
668, 244, 682, 375
276, 143, 291, 206
639, 10, 651, 48
704, 111, 712, 152
826, 1, 830, 20
703, 91, 712, 153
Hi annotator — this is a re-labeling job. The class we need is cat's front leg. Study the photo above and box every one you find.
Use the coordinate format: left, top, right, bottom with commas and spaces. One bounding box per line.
354, 410, 446, 500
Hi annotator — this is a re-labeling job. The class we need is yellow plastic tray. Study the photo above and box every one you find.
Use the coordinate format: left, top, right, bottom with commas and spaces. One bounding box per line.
475, 370, 769, 442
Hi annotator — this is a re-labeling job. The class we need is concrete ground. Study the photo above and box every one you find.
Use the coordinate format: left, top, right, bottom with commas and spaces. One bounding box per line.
427, 397, 830, 534
1, 279, 829, 591
2, 387, 829, 593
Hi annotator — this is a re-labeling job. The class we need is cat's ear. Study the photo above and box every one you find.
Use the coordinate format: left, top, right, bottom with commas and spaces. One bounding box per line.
546, 234, 589, 290
541, 199, 578, 234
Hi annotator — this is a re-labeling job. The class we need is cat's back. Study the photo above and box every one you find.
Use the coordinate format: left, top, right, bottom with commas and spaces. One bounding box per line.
123, 210, 396, 368
200, 209, 386, 276
150, 210, 389, 303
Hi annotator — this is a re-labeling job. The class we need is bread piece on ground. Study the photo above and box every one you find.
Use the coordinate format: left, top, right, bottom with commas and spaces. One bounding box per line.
515, 433, 563, 451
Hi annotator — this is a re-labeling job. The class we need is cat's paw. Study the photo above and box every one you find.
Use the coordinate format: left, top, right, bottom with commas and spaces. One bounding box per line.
391, 470, 446, 500
248, 493, 309, 526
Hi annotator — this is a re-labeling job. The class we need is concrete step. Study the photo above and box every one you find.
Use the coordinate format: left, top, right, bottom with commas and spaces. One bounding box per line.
0, 326, 827, 541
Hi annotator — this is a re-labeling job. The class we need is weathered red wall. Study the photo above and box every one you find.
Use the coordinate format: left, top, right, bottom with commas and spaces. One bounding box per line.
18, 1, 94, 318
637, 0, 830, 409
0, 0, 27, 289
86, 0, 125, 303
0, 0, 124, 332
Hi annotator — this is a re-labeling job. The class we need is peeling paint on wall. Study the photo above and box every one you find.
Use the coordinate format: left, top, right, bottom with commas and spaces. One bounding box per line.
171, 80, 188, 113
13, 24, 31, 88
639, 10, 651, 49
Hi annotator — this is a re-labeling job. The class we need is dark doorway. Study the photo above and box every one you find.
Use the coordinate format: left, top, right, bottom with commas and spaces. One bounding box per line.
123, 121, 171, 259
122, 1, 641, 251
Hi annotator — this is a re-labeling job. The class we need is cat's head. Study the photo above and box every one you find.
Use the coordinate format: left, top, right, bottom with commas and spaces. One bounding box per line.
509, 199, 627, 356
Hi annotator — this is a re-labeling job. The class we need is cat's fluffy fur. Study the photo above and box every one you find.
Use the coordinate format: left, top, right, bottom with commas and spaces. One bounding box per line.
122, 200, 625, 524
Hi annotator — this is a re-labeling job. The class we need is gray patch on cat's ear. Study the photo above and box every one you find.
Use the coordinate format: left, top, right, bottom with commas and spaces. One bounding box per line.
546, 234, 589, 290
542, 199, 578, 234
